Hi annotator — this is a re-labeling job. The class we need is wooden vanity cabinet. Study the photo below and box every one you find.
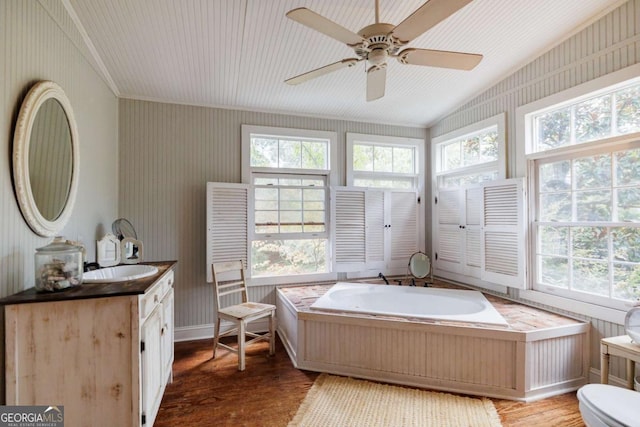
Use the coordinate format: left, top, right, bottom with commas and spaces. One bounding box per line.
3, 263, 175, 427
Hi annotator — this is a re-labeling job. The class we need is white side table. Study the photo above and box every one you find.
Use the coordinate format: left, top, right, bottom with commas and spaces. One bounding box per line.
600, 335, 640, 389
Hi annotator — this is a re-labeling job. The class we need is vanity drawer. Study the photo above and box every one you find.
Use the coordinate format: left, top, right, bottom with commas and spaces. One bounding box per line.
140, 270, 174, 319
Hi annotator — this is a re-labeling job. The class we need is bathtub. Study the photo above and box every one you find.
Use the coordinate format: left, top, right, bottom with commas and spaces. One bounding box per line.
310, 282, 509, 326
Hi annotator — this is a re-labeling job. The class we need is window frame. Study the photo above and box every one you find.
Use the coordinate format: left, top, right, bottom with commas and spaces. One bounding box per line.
431, 113, 507, 191
346, 133, 425, 190
516, 63, 640, 323
241, 125, 338, 285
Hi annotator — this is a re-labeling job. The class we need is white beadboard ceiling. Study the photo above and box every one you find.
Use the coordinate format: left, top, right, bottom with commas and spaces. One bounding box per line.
66, 0, 624, 127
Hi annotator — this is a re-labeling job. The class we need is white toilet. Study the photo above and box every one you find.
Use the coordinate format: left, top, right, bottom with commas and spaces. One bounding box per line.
577, 384, 640, 427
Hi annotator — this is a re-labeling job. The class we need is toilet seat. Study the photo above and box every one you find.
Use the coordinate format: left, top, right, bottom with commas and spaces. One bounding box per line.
577, 384, 640, 427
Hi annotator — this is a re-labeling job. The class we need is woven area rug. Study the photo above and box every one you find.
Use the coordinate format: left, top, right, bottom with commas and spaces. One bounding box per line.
289, 374, 502, 427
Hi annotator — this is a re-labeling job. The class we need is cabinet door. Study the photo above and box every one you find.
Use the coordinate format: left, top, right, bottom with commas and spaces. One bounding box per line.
141, 305, 163, 427
161, 288, 175, 382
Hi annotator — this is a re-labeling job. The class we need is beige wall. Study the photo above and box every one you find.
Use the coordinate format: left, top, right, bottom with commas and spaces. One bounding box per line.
430, 0, 639, 377
0, 0, 119, 400
118, 99, 428, 329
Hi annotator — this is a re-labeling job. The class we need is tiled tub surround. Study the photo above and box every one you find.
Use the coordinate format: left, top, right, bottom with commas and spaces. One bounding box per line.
277, 280, 590, 402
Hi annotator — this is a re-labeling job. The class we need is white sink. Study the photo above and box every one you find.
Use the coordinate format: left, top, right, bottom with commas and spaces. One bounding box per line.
83, 265, 159, 283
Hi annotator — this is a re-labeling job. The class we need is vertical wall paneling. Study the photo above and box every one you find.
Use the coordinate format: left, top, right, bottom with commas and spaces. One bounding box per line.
430, 0, 639, 377
118, 99, 427, 329
1, 1, 118, 404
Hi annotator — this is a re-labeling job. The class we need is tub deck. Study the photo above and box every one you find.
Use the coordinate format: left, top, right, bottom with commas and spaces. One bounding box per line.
276, 280, 590, 402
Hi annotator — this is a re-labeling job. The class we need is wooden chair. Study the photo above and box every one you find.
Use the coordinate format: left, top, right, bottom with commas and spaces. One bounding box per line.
211, 260, 275, 371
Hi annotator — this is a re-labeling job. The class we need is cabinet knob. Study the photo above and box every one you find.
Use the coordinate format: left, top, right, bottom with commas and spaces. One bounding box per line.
154, 295, 159, 303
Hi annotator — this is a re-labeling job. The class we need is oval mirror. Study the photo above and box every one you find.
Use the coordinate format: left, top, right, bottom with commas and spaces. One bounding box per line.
408, 252, 431, 279
13, 81, 79, 237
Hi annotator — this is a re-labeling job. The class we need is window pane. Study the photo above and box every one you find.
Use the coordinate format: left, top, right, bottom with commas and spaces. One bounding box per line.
254, 177, 278, 185
251, 138, 278, 167
279, 178, 301, 186
462, 137, 480, 166
539, 256, 569, 288
279, 140, 301, 168
572, 259, 608, 296
280, 188, 301, 202
303, 188, 324, 201
255, 211, 278, 228
255, 187, 277, 202
353, 177, 413, 189
575, 95, 612, 143
539, 226, 568, 256
393, 147, 414, 173
617, 188, 640, 222
373, 146, 393, 172
255, 200, 277, 210
480, 131, 499, 162
539, 161, 571, 192
305, 201, 324, 210
536, 107, 571, 151
439, 170, 498, 189
280, 200, 302, 210
251, 239, 327, 276
574, 154, 611, 190
575, 190, 611, 221
301, 141, 327, 169
615, 148, 640, 186
353, 144, 373, 171
612, 227, 640, 263
302, 178, 324, 186
615, 85, 640, 134
613, 264, 640, 300
572, 227, 607, 259
540, 192, 572, 222
303, 211, 325, 232
444, 142, 461, 170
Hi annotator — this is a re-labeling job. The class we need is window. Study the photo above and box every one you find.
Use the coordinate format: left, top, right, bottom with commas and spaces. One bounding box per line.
432, 113, 506, 190
346, 133, 424, 189
340, 133, 425, 277
242, 125, 337, 281
431, 114, 517, 293
520, 65, 640, 311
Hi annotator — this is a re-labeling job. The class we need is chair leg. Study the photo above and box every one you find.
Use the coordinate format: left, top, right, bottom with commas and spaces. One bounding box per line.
268, 310, 275, 356
213, 317, 221, 359
238, 320, 246, 371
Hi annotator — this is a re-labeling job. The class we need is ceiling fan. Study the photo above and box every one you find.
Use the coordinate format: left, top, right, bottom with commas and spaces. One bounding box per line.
285, 0, 483, 102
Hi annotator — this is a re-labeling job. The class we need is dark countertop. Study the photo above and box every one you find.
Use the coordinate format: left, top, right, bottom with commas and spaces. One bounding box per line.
0, 261, 177, 305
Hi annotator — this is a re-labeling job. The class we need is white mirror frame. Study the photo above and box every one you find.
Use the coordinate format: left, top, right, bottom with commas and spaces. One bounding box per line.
13, 81, 80, 237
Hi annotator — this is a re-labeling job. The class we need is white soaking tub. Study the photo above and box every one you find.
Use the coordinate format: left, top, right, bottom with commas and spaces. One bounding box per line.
310, 282, 508, 326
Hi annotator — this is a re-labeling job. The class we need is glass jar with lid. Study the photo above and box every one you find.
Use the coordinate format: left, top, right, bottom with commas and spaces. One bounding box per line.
35, 236, 83, 292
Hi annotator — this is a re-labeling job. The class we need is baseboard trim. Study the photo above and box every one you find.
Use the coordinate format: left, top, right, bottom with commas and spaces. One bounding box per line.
588, 367, 628, 387
175, 319, 270, 342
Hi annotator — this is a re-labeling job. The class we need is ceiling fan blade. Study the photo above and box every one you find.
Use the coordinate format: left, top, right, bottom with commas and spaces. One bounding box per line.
366, 66, 386, 102
285, 58, 361, 85
398, 48, 482, 70
286, 8, 364, 46
391, 0, 473, 43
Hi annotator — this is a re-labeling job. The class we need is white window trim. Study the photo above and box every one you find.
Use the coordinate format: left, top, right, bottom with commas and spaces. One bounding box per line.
346, 133, 425, 191
515, 63, 640, 323
241, 124, 338, 286
345, 133, 426, 272
431, 112, 506, 181
241, 124, 338, 185
515, 62, 640, 177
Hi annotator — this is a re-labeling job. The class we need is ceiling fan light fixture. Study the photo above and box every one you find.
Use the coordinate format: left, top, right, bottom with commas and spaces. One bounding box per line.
285, 0, 481, 101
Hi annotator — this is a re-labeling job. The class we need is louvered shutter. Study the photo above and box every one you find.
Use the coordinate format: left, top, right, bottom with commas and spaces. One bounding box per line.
365, 191, 385, 266
464, 187, 482, 277
206, 182, 249, 282
481, 178, 526, 288
434, 188, 462, 274
333, 188, 366, 272
389, 191, 419, 267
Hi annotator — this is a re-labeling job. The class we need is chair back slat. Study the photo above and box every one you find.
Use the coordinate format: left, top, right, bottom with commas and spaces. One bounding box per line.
211, 260, 248, 308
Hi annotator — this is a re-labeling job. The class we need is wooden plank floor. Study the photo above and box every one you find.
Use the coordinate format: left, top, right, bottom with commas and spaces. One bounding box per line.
155, 337, 585, 426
